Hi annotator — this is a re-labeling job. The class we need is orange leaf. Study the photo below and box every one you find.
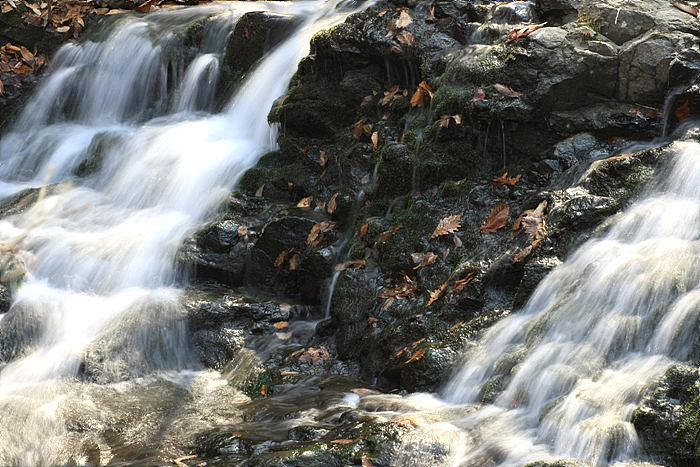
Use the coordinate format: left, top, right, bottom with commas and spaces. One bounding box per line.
431, 214, 461, 238
427, 281, 448, 306
377, 224, 402, 243
260, 385, 268, 395
514, 237, 543, 263
360, 221, 373, 237
0, 78, 3, 96
451, 272, 475, 293
492, 172, 521, 189
393, 417, 420, 428
480, 203, 510, 233
362, 456, 375, 467
379, 283, 420, 300
406, 348, 425, 363
672, 1, 698, 17
327, 193, 339, 214
296, 196, 313, 208
319, 150, 328, 167
677, 100, 691, 122
273, 321, 289, 329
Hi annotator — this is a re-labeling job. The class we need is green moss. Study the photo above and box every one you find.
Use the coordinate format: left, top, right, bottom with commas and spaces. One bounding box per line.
246, 370, 273, 399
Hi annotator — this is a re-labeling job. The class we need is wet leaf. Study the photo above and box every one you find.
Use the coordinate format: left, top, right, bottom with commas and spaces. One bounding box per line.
327, 193, 339, 214
288, 253, 301, 270
377, 224, 403, 243
362, 456, 375, 467
494, 83, 522, 98
380, 85, 407, 105
319, 150, 328, 167
426, 5, 436, 21
493, 172, 521, 189
677, 100, 691, 122
412, 252, 437, 269
11, 64, 32, 74
352, 117, 367, 139
473, 88, 486, 103
360, 221, 373, 237
363, 123, 373, 136
427, 281, 448, 306
0, 78, 3, 96
307, 221, 337, 245
672, 1, 698, 17
371, 131, 379, 150
380, 297, 395, 312
431, 214, 461, 238
299, 346, 330, 366
480, 203, 510, 233
393, 417, 420, 428
274, 248, 296, 268
330, 438, 361, 444
273, 321, 289, 329
410, 81, 433, 107
353, 388, 382, 396
396, 30, 414, 45
521, 216, 546, 238
335, 260, 366, 271
449, 321, 464, 332
647, 108, 664, 118
406, 348, 425, 363
296, 196, 314, 208
435, 114, 462, 127
396, 8, 412, 27
514, 237, 543, 263
237, 225, 248, 236
379, 283, 420, 299
56, 25, 70, 33
505, 21, 547, 44
453, 234, 463, 248
451, 272, 475, 293
260, 385, 268, 395
255, 184, 265, 197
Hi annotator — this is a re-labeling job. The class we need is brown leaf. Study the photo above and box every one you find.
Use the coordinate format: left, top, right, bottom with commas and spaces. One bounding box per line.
473, 88, 486, 103
514, 237, 543, 263
371, 131, 379, 150
1, 4, 13, 13
453, 235, 463, 248
435, 114, 462, 127
426, 5, 436, 21
360, 221, 373, 237
451, 272, 475, 293
521, 216, 546, 237
494, 84, 521, 98
431, 214, 461, 238
56, 25, 70, 33
406, 348, 425, 363
274, 248, 295, 268
307, 221, 337, 245
302, 146, 312, 155
362, 123, 373, 136
273, 321, 289, 329
361, 95, 373, 106
327, 193, 339, 214
260, 385, 268, 395
288, 253, 301, 270
493, 172, 522, 189
319, 150, 328, 167
296, 196, 313, 208
237, 225, 248, 236
410, 81, 433, 107
380, 297, 395, 312
352, 117, 367, 139
396, 30, 414, 45
0, 78, 3, 96
449, 321, 465, 332
362, 456, 375, 467
672, 1, 699, 17
412, 252, 437, 269
299, 346, 330, 366
11, 64, 32, 74
255, 184, 265, 197
353, 388, 382, 396
480, 203, 510, 233
505, 22, 547, 44
335, 260, 366, 271
19, 46, 33, 62
313, 168, 326, 186
380, 85, 406, 105
379, 283, 420, 300
427, 281, 448, 306
396, 8, 412, 27
377, 224, 402, 243
0, 62, 11, 73
389, 42, 403, 54
368, 317, 379, 326
677, 100, 691, 122
394, 417, 420, 428
330, 439, 361, 444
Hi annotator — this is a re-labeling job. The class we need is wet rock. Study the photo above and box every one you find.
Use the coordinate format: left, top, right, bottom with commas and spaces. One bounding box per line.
524, 460, 593, 467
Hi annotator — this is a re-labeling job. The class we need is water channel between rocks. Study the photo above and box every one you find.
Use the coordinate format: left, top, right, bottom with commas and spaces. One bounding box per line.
0, 1, 699, 466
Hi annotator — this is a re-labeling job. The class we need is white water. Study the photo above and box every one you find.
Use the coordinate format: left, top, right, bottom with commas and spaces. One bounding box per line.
0, 1, 365, 464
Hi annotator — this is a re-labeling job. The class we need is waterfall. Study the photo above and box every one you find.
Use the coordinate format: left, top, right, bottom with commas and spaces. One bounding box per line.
0, 1, 366, 465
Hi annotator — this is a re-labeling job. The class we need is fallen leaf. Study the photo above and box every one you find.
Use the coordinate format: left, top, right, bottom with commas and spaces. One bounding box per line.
363, 123, 373, 135
410, 81, 433, 107
396, 30, 414, 45
389, 42, 403, 54
453, 235, 463, 248
480, 203, 510, 233
431, 214, 461, 238
56, 25, 70, 33
677, 100, 691, 122
368, 317, 379, 326
307, 221, 337, 245
299, 346, 330, 366
281, 371, 299, 376
380, 283, 420, 299
361, 173, 371, 184
380, 85, 407, 105
260, 385, 268, 395
449, 321, 464, 332
255, 184, 265, 197
313, 168, 326, 186
288, 253, 301, 270
296, 196, 314, 208
377, 224, 403, 243
521, 216, 546, 238
361, 95, 373, 106
173, 455, 197, 467
494, 83, 522, 98
473, 88, 486, 103
427, 281, 448, 306
274, 248, 298, 268
275, 331, 293, 340
412, 252, 437, 269
11, 64, 32, 74
426, 5, 436, 21
352, 117, 367, 139
302, 146, 312, 155
393, 417, 420, 428
380, 297, 395, 312
19, 46, 33, 62
514, 237, 543, 263
406, 348, 425, 363
360, 221, 373, 237
335, 260, 366, 271
319, 150, 328, 167
0, 78, 3, 96
505, 22, 547, 44
647, 108, 664, 118
273, 321, 289, 329
371, 131, 379, 150
1, 4, 12, 13
435, 114, 462, 127
330, 438, 362, 444
451, 272, 475, 293
362, 455, 375, 467
396, 8, 412, 27
327, 193, 339, 214
353, 388, 382, 396
672, 1, 698, 17
493, 172, 522, 189
237, 225, 248, 236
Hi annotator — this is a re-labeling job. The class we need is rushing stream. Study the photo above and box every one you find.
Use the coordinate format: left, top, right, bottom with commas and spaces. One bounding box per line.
1, 0, 700, 466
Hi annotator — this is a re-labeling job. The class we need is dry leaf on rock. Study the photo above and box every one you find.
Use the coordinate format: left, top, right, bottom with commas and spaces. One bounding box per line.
298, 346, 330, 366
296, 196, 313, 208
426, 5, 436, 21
451, 272, 475, 293
494, 83, 522, 98
380, 283, 420, 300
307, 221, 337, 245
377, 224, 402, 243
396, 30, 414, 45
327, 193, 339, 214
288, 253, 301, 270
480, 203, 509, 233
427, 281, 448, 305
493, 172, 521, 189
672, 1, 698, 17
473, 88, 485, 103
506, 22, 547, 43
431, 214, 461, 238
412, 252, 437, 269
514, 237, 543, 263
371, 131, 379, 150
335, 260, 366, 271
435, 114, 462, 127
255, 184, 265, 197
360, 221, 373, 237
273, 321, 289, 329
319, 151, 328, 167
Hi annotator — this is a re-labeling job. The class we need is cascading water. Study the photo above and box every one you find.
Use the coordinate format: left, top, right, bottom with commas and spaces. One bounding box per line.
0, 1, 367, 465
